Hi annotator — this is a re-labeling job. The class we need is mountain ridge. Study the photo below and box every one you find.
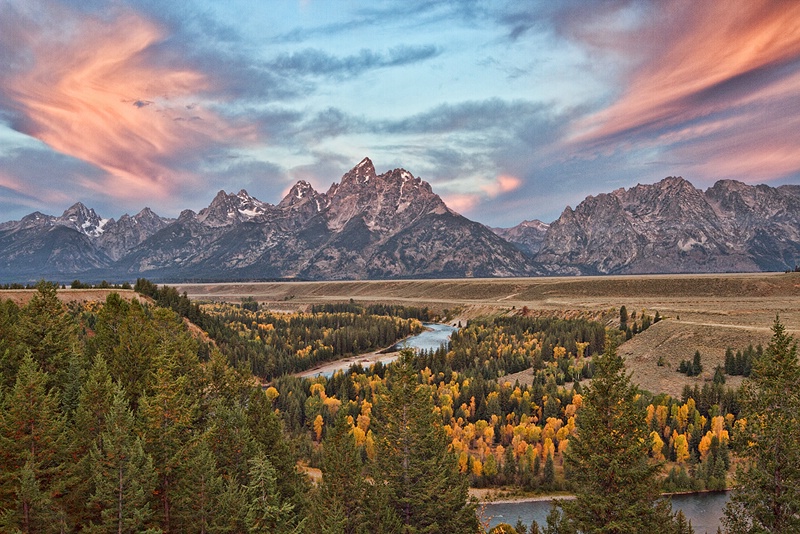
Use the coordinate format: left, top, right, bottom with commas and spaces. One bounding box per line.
1, 160, 799, 282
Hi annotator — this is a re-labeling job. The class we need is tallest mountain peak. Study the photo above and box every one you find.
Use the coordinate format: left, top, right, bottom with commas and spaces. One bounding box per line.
341, 157, 377, 185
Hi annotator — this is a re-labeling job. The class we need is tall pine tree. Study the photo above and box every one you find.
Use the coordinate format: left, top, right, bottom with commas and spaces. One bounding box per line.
0, 355, 67, 533
371, 351, 479, 533
559, 339, 676, 533
87, 383, 156, 534
723, 317, 800, 533
310, 408, 367, 534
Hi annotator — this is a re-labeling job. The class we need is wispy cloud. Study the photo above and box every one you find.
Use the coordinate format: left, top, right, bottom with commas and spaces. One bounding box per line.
267, 45, 441, 78
566, 0, 800, 182
0, 2, 257, 203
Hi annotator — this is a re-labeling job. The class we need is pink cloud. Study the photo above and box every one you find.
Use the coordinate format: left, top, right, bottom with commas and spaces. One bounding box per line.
569, 0, 800, 182
442, 174, 522, 215
481, 174, 522, 198
2, 4, 256, 202
441, 192, 481, 214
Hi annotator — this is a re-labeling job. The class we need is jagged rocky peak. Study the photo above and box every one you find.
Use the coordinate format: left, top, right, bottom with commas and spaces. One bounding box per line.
279, 180, 322, 207
341, 157, 377, 185
234, 189, 269, 218
58, 202, 109, 237
177, 209, 197, 222
135, 207, 161, 222
197, 189, 269, 226
383, 167, 428, 191
492, 219, 551, 257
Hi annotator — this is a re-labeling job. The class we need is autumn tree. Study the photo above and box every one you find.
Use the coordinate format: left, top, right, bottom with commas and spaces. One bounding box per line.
371, 351, 479, 533
559, 339, 675, 533
723, 317, 800, 533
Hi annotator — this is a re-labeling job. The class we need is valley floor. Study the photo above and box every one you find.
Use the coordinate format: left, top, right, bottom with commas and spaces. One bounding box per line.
177, 272, 800, 396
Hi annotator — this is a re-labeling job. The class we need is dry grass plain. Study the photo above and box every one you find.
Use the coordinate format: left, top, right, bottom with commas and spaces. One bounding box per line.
180, 272, 800, 396
0, 288, 138, 305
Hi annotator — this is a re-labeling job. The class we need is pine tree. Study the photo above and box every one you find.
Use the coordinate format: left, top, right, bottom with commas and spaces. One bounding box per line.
64, 355, 116, 526
170, 438, 227, 534
88, 383, 156, 534
244, 454, 303, 534
138, 366, 198, 532
559, 339, 675, 533
246, 389, 309, 517
618, 306, 628, 332
723, 318, 800, 533
0, 355, 67, 532
372, 351, 479, 533
206, 399, 259, 485
310, 408, 366, 534
15, 282, 79, 389
543, 454, 555, 490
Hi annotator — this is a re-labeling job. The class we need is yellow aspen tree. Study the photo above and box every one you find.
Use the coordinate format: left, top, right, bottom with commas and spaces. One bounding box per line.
313, 414, 324, 442
698, 432, 713, 461
674, 433, 690, 464
650, 431, 665, 461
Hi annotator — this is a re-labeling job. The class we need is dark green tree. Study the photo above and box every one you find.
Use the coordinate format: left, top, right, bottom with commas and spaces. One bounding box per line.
171, 438, 228, 534
246, 389, 309, 517
543, 454, 555, 490
723, 318, 800, 533
87, 383, 156, 534
559, 339, 675, 533
64, 355, 116, 526
691, 351, 703, 376
0, 355, 67, 532
138, 366, 198, 532
372, 351, 479, 533
310, 408, 367, 534
244, 454, 303, 534
15, 282, 79, 388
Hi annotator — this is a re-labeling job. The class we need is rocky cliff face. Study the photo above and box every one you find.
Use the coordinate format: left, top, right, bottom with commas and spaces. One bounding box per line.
534, 177, 800, 274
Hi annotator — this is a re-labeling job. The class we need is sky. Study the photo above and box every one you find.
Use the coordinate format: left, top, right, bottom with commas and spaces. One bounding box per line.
1, 0, 800, 227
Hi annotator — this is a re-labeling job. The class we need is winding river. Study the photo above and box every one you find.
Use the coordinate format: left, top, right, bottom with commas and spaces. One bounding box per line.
301, 322, 456, 378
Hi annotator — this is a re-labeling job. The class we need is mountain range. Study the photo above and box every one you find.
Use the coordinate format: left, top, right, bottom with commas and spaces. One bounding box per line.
2, 157, 799, 282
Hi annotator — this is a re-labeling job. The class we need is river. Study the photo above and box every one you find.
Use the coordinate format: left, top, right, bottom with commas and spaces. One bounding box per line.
389, 322, 457, 352
301, 322, 456, 378
482, 491, 729, 533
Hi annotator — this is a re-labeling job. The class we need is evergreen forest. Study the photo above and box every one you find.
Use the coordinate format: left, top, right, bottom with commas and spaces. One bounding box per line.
1, 280, 798, 533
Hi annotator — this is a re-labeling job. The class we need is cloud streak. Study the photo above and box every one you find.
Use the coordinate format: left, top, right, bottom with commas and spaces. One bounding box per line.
267, 45, 441, 78
0, 2, 255, 202
567, 0, 800, 182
